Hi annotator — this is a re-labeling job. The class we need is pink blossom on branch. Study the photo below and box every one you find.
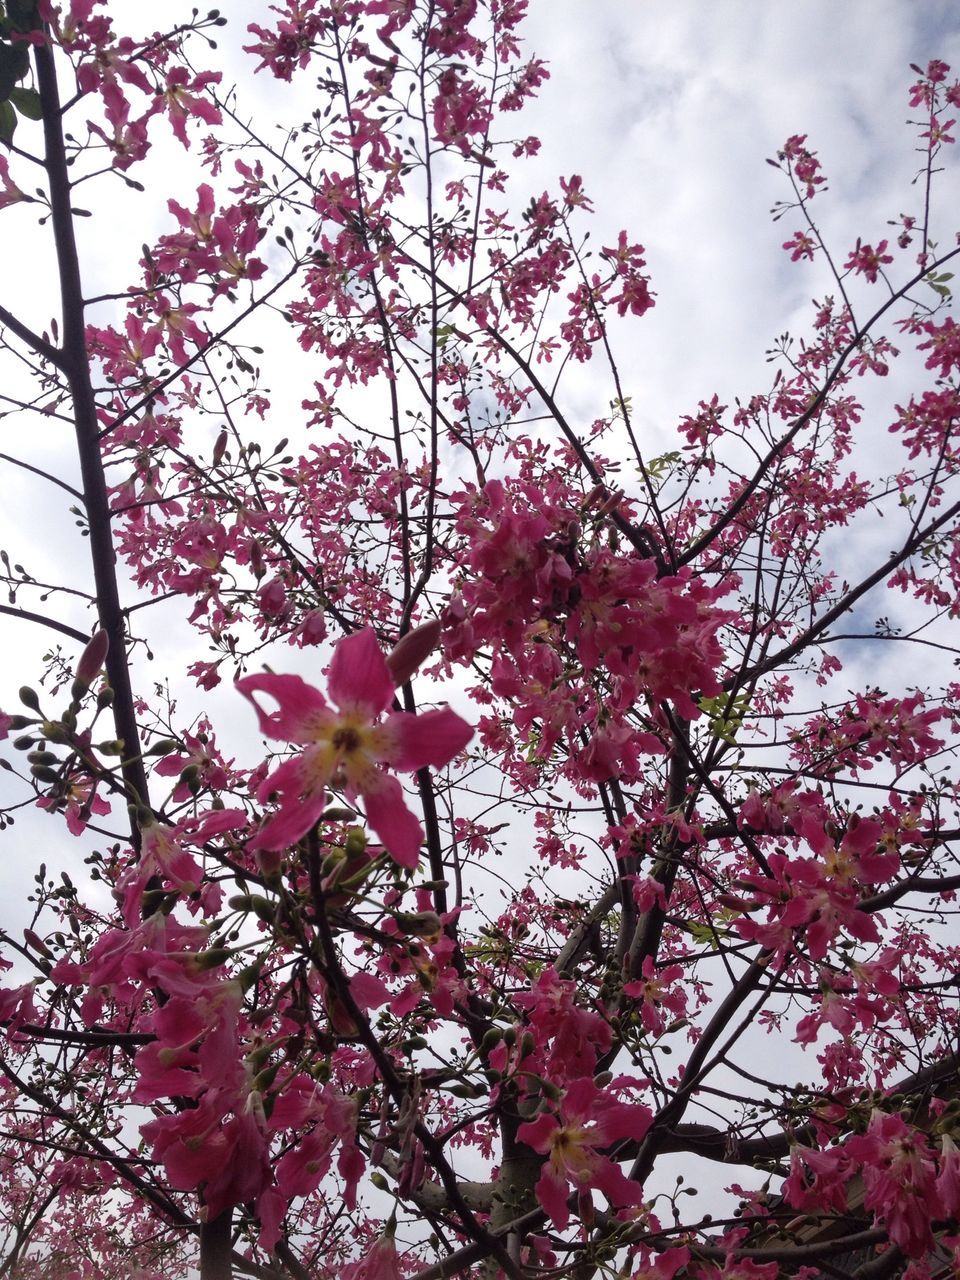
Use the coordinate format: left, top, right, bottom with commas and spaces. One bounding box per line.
0, 156, 25, 211
237, 627, 473, 866
780, 133, 826, 198
782, 230, 817, 262
516, 1077, 651, 1230
844, 238, 894, 283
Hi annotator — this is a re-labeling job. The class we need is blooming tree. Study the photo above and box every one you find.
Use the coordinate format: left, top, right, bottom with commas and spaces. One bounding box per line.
0, 3, 959, 1280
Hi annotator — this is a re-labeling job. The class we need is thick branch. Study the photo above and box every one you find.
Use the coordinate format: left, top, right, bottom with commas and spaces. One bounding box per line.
0, 299, 65, 369
34, 39, 150, 827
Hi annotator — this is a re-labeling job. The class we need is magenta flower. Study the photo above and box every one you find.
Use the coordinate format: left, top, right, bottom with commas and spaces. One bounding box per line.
342, 1234, 406, 1280
516, 1078, 650, 1230
237, 628, 473, 867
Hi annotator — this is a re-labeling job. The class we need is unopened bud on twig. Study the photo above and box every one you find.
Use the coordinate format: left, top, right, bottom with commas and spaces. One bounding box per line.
72, 630, 109, 700
386, 618, 442, 686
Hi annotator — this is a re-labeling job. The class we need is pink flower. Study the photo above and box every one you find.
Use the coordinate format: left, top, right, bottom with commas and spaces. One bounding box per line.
237, 628, 473, 866
781, 134, 826, 199
0, 156, 25, 210
782, 230, 816, 262
846, 1111, 938, 1255
37, 774, 111, 836
937, 1133, 960, 1216
516, 1078, 650, 1230
342, 1234, 405, 1280
142, 1089, 271, 1220
783, 1143, 850, 1215
154, 67, 223, 148
623, 956, 687, 1036
844, 239, 893, 283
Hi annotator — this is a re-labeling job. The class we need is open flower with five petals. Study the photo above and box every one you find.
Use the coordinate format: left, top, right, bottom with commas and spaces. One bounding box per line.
516, 1077, 651, 1230
237, 628, 473, 867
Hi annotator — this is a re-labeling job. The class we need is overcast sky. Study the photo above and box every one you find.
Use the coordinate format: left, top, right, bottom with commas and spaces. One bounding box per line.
518, 3, 960, 431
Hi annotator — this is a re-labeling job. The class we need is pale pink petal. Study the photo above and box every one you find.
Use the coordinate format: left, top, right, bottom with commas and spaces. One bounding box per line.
361, 772, 424, 867
590, 1101, 651, 1145
390, 983, 422, 1016
338, 1141, 365, 1212
65, 805, 87, 837
237, 672, 331, 742
328, 628, 395, 717
384, 706, 473, 772
154, 753, 191, 777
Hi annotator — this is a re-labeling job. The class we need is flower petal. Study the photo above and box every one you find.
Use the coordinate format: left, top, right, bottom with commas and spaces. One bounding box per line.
384, 706, 473, 772
249, 757, 330, 849
236, 673, 331, 742
534, 1163, 572, 1231
361, 772, 424, 867
327, 628, 396, 717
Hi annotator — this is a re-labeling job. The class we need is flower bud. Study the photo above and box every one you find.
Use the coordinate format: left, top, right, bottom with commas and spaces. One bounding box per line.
18, 687, 40, 712
480, 1026, 503, 1053
386, 618, 442, 685
23, 928, 53, 958
253, 1062, 280, 1093
321, 805, 356, 823
212, 428, 229, 466
238, 959, 264, 992
250, 895, 278, 924
72, 630, 109, 697
190, 947, 230, 971
394, 910, 443, 941
344, 826, 367, 858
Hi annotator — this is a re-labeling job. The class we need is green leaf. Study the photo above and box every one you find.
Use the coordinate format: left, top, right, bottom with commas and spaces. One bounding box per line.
698, 690, 752, 744
645, 450, 681, 479
0, 97, 16, 144
685, 920, 728, 948
8, 84, 39, 119
4, 0, 41, 33
0, 40, 28, 100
